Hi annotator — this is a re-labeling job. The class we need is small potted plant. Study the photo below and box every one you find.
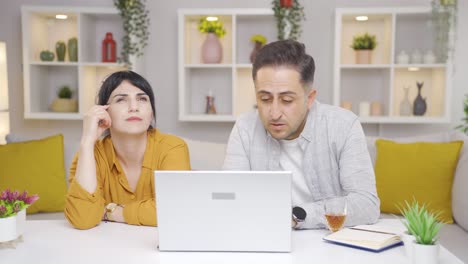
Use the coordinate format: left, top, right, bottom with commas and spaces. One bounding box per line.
0, 189, 39, 243
249, 34, 267, 63
50, 85, 78, 113
399, 200, 443, 264
350, 32, 377, 64
198, 17, 226, 64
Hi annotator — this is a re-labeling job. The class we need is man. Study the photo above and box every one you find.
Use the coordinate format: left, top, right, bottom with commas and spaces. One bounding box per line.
223, 40, 380, 229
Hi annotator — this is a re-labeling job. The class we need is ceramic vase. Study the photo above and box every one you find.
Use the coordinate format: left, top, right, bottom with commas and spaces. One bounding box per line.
0, 209, 25, 243
400, 86, 412, 116
412, 242, 439, 264
201, 33, 222, 64
50, 98, 78, 112
68, 37, 78, 62
355, 50, 372, 64
413, 82, 427, 116
55, 41, 66, 62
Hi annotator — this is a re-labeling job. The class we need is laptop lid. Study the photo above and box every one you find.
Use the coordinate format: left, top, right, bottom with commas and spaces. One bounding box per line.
155, 171, 292, 252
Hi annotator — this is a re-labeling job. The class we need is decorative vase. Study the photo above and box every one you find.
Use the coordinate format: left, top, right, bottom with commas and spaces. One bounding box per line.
68, 37, 78, 62
397, 50, 409, 64
0, 209, 25, 243
412, 242, 440, 264
400, 86, 412, 116
201, 33, 222, 64
55, 41, 66, 62
423, 50, 436, 64
413, 82, 427, 116
40, 50, 55, 61
355, 50, 372, 64
50, 98, 78, 112
411, 49, 422, 64
250, 42, 263, 63
102, 32, 116, 62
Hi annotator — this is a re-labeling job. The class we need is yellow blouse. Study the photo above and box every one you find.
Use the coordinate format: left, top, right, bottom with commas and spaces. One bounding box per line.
64, 129, 191, 229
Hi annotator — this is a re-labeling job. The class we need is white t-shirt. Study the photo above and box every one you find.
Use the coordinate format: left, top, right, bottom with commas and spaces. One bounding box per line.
279, 138, 311, 206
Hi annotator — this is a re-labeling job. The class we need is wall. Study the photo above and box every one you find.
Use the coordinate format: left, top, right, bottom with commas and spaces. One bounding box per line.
0, 0, 466, 157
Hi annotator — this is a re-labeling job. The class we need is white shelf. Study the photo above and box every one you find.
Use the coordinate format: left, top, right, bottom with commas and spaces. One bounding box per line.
359, 116, 450, 124
25, 112, 83, 120
333, 7, 452, 124
184, 64, 233, 68
340, 64, 391, 69
179, 114, 237, 122
178, 9, 274, 122
22, 5, 128, 120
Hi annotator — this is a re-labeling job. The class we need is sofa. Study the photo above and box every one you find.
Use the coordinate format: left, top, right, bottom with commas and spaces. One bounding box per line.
19, 132, 468, 262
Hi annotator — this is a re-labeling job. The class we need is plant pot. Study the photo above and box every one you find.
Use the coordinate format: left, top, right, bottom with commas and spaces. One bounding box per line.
0, 209, 25, 243
68, 37, 78, 62
412, 242, 439, 264
55, 41, 66, 62
355, 49, 372, 64
250, 42, 263, 63
201, 33, 222, 64
50, 98, 78, 112
401, 231, 415, 259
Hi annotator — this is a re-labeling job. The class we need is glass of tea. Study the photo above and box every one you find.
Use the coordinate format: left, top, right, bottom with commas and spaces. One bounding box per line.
324, 197, 347, 232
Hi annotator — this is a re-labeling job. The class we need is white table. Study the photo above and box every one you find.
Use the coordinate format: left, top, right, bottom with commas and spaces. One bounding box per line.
0, 219, 463, 264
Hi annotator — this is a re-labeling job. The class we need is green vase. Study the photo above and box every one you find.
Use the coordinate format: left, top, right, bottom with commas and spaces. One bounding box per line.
56, 41, 66, 62
68, 37, 78, 62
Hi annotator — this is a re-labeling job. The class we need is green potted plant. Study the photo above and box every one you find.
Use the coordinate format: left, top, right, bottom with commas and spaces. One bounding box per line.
50, 85, 78, 113
249, 34, 267, 63
198, 17, 226, 63
350, 32, 377, 64
455, 94, 468, 134
399, 200, 443, 264
0, 189, 39, 243
272, 0, 305, 40
114, 0, 150, 69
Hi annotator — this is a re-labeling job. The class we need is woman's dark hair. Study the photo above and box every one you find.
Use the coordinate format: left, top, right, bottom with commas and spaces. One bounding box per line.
97, 70, 156, 127
252, 40, 315, 91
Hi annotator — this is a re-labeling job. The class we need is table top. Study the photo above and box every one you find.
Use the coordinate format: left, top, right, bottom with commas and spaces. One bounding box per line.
0, 219, 463, 264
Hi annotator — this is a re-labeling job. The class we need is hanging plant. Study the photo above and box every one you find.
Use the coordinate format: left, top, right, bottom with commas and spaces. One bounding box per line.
272, 0, 305, 40
431, 0, 457, 63
114, 0, 150, 68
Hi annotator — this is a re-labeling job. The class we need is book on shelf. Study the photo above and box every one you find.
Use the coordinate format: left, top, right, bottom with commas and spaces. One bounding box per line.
323, 224, 403, 252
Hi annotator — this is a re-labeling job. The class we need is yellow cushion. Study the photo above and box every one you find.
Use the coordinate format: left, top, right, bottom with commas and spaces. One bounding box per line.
375, 139, 463, 223
0, 134, 67, 214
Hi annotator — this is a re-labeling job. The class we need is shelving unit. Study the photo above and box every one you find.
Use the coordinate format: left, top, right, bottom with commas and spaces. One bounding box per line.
334, 7, 452, 124
21, 6, 127, 120
178, 9, 275, 122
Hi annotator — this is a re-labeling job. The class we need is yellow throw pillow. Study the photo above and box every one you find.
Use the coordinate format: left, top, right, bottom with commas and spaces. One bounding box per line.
0, 134, 67, 214
375, 139, 463, 223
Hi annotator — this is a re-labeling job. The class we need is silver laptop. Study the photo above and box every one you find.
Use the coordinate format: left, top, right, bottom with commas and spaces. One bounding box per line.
155, 171, 292, 252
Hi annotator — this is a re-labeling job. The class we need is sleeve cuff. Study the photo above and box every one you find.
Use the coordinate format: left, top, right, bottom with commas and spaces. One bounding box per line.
67, 180, 103, 202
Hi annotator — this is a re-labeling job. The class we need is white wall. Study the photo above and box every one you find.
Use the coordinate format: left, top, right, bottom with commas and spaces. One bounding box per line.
1, 0, 466, 154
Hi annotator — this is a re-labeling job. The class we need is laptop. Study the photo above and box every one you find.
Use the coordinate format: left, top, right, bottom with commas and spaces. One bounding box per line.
155, 171, 292, 252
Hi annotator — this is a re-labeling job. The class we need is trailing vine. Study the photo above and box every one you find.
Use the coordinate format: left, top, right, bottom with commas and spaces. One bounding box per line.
272, 0, 305, 40
114, 0, 150, 68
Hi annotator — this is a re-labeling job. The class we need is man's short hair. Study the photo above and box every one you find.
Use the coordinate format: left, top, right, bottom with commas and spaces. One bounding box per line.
252, 40, 315, 91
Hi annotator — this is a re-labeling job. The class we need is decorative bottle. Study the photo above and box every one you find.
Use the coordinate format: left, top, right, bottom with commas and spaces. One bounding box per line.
413, 81, 427, 116
205, 90, 217, 114
102, 32, 116, 62
399, 86, 412, 116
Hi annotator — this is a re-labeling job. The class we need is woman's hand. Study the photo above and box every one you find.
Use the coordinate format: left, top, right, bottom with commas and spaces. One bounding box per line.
81, 105, 111, 146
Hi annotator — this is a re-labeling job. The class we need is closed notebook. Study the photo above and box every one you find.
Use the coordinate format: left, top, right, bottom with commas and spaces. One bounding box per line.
323, 225, 403, 252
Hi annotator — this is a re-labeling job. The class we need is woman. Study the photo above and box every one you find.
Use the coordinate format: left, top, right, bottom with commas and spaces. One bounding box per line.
64, 71, 191, 229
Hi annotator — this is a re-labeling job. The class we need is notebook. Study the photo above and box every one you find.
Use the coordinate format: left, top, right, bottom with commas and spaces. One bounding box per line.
323, 224, 403, 252
155, 171, 292, 252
